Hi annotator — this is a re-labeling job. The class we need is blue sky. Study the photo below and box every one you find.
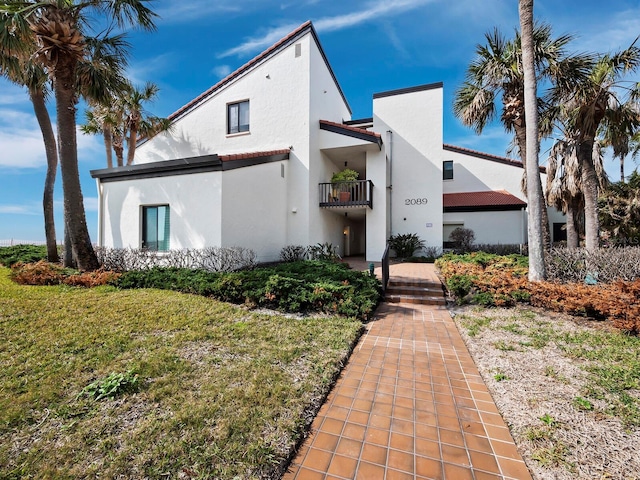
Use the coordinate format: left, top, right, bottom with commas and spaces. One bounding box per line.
1, 0, 639, 242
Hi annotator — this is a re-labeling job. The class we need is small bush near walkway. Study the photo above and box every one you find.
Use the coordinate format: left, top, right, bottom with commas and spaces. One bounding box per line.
437, 252, 640, 334
116, 260, 381, 320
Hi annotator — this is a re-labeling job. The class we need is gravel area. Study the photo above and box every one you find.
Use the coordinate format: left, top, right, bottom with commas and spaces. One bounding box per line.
452, 305, 640, 480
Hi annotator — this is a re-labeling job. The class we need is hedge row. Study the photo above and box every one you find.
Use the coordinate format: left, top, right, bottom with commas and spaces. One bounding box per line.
437, 252, 640, 334
116, 260, 381, 319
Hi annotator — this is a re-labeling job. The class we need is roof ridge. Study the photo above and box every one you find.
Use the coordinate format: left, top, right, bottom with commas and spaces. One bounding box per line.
167, 21, 313, 122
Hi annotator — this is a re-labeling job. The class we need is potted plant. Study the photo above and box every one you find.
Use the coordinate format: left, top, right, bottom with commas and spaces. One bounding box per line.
331, 168, 359, 202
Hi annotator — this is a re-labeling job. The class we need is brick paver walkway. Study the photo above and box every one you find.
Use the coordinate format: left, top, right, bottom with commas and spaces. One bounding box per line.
283, 263, 532, 480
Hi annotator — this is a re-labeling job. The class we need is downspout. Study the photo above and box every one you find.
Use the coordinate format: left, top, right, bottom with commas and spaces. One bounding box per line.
97, 178, 104, 247
387, 130, 393, 238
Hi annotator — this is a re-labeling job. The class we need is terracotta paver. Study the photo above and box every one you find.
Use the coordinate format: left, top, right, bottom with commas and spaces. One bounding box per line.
283, 263, 532, 480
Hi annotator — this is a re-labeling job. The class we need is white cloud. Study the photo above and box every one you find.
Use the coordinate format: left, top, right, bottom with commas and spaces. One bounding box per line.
219, 23, 301, 58
0, 127, 48, 168
211, 64, 232, 78
0, 108, 102, 169
0, 204, 40, 215
315, 0, 433, 32
0, 80, 30, 106
155, 1, 243, 24
218, 0, 435, 58
83, 197, 99, 212
569, 10, 640, 54
126, 53, 175, 87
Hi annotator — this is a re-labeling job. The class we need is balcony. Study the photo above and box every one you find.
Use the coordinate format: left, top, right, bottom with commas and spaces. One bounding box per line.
319, 180, 373, 208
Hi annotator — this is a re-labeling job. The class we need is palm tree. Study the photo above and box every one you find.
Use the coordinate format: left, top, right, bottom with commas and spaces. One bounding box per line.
0, 22, 59, 263
453, 23, 581, 250
546, 137, 607, 248
600, 108, 640, 183
550, 44, 640, 250
124, 82, 170, 165
82, 81, 171, 167
519, 0, 545, 281
0, 0, 157, 271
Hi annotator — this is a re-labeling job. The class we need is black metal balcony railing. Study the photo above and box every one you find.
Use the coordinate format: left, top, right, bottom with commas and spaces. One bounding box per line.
319, 180, 373, 208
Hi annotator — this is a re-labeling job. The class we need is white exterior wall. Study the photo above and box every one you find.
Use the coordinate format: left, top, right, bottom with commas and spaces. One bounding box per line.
444, 210, 526, 245
443, 148, 566, 243
443, 149, 528, 200
221, 161, 288, 262
370, 86, 444, 259
99, 172, 222, 249
308, 39, 353, 255
135, 37, 311, 164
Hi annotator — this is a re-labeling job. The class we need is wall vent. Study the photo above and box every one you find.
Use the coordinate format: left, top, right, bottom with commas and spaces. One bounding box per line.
295, 43, 301, 57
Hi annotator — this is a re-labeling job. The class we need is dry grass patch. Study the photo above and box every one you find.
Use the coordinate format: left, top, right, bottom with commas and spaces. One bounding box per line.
454, 306, 640, 480
0, 267, 362, 479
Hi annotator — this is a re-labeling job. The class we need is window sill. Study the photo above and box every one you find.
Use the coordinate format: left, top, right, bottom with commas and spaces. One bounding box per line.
226, 131, 251, 138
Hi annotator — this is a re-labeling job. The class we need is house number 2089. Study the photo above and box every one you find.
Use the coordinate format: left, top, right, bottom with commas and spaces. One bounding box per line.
405, 198, 428, 205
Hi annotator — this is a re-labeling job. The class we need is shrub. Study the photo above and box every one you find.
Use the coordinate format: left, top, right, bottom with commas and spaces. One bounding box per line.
280, 245, 308, 262
10, 261, 120, 287
388, 233, 426, 258
308, 242, 339, 261
437, 252, 640, 333
116, 260, 381, 320
449, 227, 475, 252
472, 244, 522, 255
446, 274, 474, 302
0, 245, 48, 266
545, 247, 640, 283
10, 261, 68, 285
473, 292, 495, 306
95, 246, 257, 272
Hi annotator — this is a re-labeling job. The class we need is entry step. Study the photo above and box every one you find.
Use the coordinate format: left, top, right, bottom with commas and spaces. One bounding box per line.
385, 294, 446, 306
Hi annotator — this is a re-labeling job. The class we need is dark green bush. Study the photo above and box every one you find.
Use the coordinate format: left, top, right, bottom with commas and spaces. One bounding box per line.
446, 274, 474, 302
115, 260, 381, 319
0, 245, 48, 267
472, 292, 495, 306
388, 233, 426, 258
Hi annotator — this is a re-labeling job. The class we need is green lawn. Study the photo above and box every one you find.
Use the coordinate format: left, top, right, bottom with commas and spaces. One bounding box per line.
0, 267, 362, 479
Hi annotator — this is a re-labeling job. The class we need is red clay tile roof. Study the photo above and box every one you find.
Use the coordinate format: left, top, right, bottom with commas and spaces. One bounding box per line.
319, 120, 382, 138
219, 149, 290, 162
444, 190, 526, 209
443, 144, 547, 173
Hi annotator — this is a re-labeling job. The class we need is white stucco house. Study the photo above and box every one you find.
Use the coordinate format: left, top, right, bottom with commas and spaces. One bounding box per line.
91, 21, 565, 263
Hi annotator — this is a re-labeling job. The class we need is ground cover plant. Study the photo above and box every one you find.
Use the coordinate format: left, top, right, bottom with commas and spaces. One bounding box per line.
436, 251, 640, 333
0, 244, 47, 266
115, 260, 381, 320
0, 267, 362, 479
455, 306, 640, 479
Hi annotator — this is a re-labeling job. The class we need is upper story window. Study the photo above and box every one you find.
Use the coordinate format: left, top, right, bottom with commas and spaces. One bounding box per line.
227, 100, 250, 134
142, 205, 170, 251
443, 160, 454, 180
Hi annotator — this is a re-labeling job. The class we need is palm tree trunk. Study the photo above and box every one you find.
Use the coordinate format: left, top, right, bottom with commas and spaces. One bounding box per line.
113, 132, 124, 167
126, 117, 138, 165
621, 155, 625, 183
30, 88, 59, 263
103, 123, 113, 169
566, 198, 579, 249
578, 139, 600, 250
516, 126, 551, 251
519, 0, 546, 281
54, 61, 99, 271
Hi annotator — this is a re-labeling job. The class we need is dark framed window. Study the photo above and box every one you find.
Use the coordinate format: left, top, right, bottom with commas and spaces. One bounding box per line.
227, 100, 250, 134
142, 205, 170, 251
443, 160, 453, 180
